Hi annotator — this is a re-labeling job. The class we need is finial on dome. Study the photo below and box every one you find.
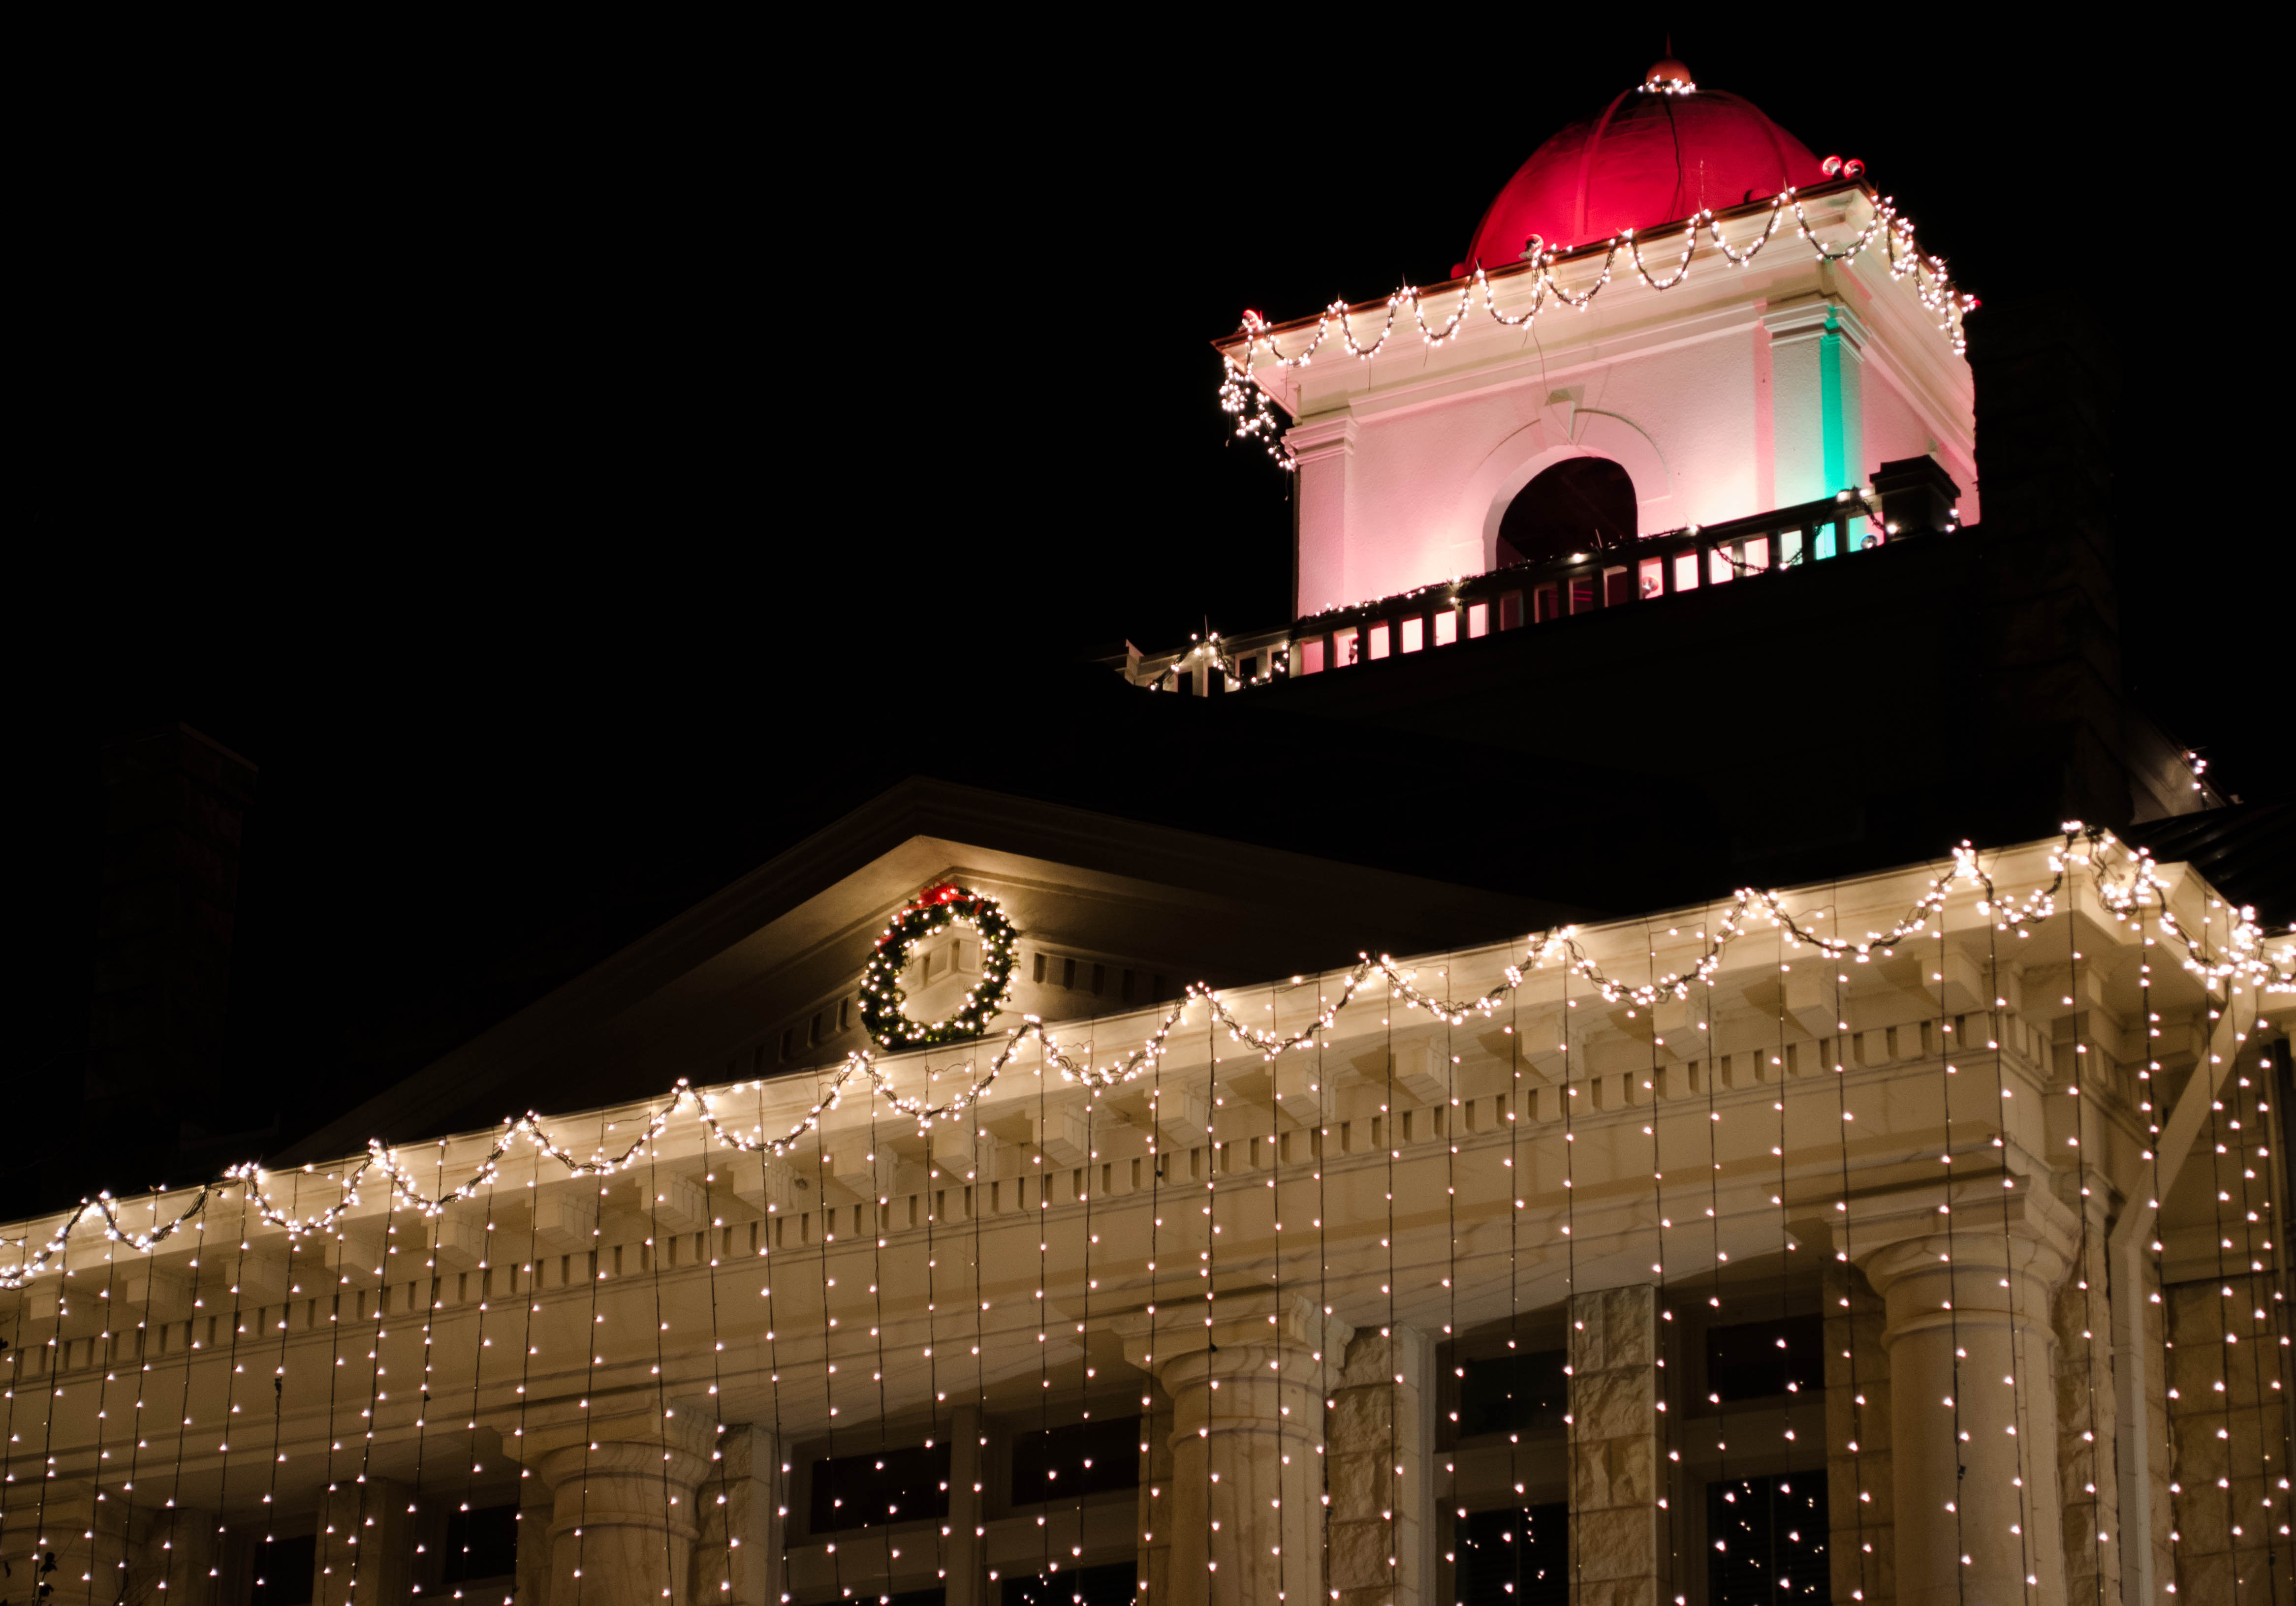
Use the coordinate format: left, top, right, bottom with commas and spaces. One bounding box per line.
1643, 42, 1695, 94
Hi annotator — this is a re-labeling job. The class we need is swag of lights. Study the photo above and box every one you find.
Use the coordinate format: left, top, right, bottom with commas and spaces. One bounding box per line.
1219, 183, 1973, 469
0, 827, 2286, 1291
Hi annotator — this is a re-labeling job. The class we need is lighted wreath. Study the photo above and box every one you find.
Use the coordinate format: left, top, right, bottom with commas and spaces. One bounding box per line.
858, 882, 1021, 1050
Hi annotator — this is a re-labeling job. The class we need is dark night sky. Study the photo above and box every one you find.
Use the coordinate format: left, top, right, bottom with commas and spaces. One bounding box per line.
13, 23, 2277, 1181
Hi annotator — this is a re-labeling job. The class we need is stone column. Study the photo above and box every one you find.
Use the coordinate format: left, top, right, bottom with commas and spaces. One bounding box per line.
945, 1403, 985, 1606
1326, 1322, 1434, 1606
1570, 1285, 1665, 1606
517, 1464, 555, 1606
2055, 1198, 2122, 1606
692, 1423, 786, 1605
1288, 416, 1358, 617
1133, 1385, 1174, 1601
314, 1477, 414, 1605
1825, 1261, 1894, 1606
531, 1398, 715, 1606
1862, 1223, 2072, 1606
2166, 1276, 2295, 1606
1113, 1290, 1351, 1606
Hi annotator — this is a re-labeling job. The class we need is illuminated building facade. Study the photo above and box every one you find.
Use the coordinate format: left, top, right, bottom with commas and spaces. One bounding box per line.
3, 56, 2289, 1606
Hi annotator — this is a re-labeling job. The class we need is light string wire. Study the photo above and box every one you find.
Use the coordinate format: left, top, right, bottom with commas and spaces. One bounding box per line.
1772, 921, 1791, 1603
645, 1131, 675, 1602
920, 1058, 943, 1597
0, 1235, 24, 1583
1221, 181, 1973, 469
317, 1175, 351, 1596
84, 1195, 124, 1601
1383, 972, 1399, 1597
450, 1172, 496, 1602
511, 1150, 539, 1596
1934, 882, 1965, 1606
1641, 927, 1674, 1598
1204, 1005, 1219, 1588
2139, 902, 2184, 1597
1140, 996, 1163, 1595
1506, 958, 1526, 1593
868, 1069, 891, 1589
1700, 909, 1729, 1524
1313, 978, 1330, 1597
1079, 1021, 1100, 1596
2070, 876, 2107, 1601
2233, 998, 2279, 1590
7, 829, 2287, 1298
212, 1179, 254, 1591
750, 1076, 784, 1591
1262, 996, 1283, 1606
571, 1115, 604, 1606
808, 1075, 839, 1604
2249, 1029, 2294, 1566
1037, 1032, 1053, 1588
158, 1199, 208, 1598
1829, 896, 1871, 1603
349, 1181, 399, 1606
2206, 968, 2241, 1606
1443, 959, 1459, 1584
410, 1145, 448, 1531
1982, 866, 2033, 1597
261, 1171, 302, 1564
1560, 958, 1581, 1606
695, 1104, 729, 1603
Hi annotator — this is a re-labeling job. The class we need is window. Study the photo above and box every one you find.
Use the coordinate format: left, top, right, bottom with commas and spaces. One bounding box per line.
1001, 1562, 1139, 1605
1454, 1501, 1568, 1606
1400, 616, 1425, 652
1456, 1348, 1568, 1437
809, 1442, 950, 1534
1497, 458, 1638, 567
1705, 1314, 1823, 1403
1298, 635, 1326, 674
1467, 601, 1489, 638
1333, 625, 1359, 665
1434, 609, 1458, 646
438, 1502, 519, 1592
1367, 620, 1391, 659
1707, 1472, 1829, 1605
1008, 1415, 1140, 1507
251, 1533, 316, 1604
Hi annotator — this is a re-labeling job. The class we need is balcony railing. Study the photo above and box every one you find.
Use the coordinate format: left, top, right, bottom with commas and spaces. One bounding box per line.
1128, 466, 1958, 694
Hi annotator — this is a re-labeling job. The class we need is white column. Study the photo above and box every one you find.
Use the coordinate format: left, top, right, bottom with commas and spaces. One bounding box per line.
530, 1398, 715, 1606
692, 1423, 786, 1605
1288, 416, 1357, 617
1763, 298, 1865, 513
944, 1403, 984, 1606
1114, 1290, 1351, 1606
314, 1477, 414, 1606
1861, 1223, 2072, 1606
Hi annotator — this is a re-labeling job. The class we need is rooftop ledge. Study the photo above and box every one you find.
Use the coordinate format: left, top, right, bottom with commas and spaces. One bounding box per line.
1117, 462, 1961, 694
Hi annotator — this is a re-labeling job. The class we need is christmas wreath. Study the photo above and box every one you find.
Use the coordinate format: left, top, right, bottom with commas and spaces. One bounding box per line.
858, 882, 1020, 1049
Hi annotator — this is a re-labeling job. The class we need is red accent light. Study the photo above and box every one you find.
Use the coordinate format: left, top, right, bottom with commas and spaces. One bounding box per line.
1455, 84, 1826, 274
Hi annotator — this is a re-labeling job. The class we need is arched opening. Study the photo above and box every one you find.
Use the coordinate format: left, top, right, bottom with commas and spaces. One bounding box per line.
1496, 457, 1638, 568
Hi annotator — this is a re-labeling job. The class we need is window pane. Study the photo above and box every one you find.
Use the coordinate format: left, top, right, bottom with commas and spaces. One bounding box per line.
1706, 1314, 1824, 1403
1455, 1501, 1569, 1606
1007, 1416, 1140, 1507
1458, 1349, 1568, 1437
1401, 616, 1424, 652
1001, 1561, 1138, 1604
1706, 1472, 1829, 1606
809, 1441, 950, 1534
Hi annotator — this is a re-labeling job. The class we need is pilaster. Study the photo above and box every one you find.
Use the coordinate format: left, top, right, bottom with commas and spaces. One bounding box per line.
315, 1477, 413, 1606
1287, 415, 1358, 617
692, 1422, 786, 1605
946, 1403, 984, 1606
1326, 1322, 1433, 1606
1570, 1284, 1664, 1606
1826, 1261, 1894, 1606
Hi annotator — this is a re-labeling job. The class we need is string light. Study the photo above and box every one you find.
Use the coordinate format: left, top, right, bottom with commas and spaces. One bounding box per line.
1221, 178, 1975, 469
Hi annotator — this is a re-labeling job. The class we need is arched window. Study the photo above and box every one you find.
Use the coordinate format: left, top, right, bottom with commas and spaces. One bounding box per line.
1496, 457, 1638, 568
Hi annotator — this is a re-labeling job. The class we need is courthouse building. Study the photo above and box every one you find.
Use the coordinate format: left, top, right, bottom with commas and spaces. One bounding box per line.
5, 53, 2292, 1606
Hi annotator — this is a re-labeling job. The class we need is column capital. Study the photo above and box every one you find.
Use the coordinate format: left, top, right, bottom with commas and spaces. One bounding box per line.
1106, 1287, 1353, 1382
1761, 294, 1869, 349
1284, 414, 1359, 463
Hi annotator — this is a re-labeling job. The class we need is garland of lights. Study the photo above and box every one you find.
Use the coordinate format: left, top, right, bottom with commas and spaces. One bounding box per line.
1, 826, 2287, 1293
1221, 185, 1972, 469
856, 882, 1021, 1050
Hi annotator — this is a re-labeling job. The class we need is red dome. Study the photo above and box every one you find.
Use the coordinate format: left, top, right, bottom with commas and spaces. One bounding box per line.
1455, 72, 1826, 275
